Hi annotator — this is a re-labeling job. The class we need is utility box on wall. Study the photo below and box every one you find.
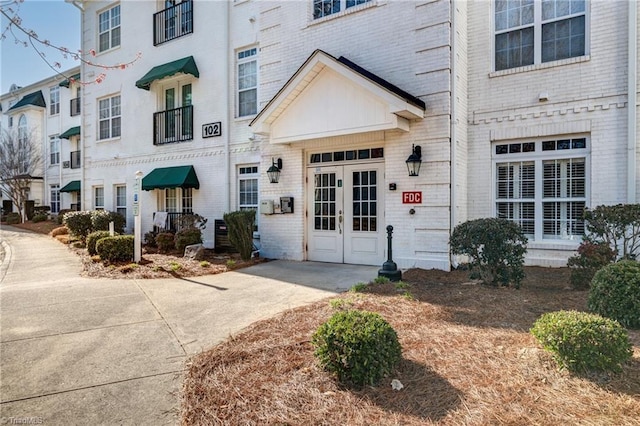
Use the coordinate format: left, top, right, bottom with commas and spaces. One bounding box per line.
260, 200, 274, 215
280, 197, 294, 213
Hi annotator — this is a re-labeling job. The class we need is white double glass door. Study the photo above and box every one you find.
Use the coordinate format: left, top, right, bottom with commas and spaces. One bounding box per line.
307, 164, 384, 265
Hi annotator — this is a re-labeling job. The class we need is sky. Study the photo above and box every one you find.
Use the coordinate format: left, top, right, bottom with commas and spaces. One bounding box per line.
0, 0, 81, 94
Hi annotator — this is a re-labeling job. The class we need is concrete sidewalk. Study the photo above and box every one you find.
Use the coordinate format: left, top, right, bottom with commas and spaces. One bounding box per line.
0, 226, 377, 424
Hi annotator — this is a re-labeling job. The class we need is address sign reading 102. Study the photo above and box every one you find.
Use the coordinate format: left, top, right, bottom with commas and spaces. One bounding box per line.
203, 122, 222, 138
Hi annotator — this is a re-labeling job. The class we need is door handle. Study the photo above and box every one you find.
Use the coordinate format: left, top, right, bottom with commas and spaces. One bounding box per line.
338, 210, 343, 234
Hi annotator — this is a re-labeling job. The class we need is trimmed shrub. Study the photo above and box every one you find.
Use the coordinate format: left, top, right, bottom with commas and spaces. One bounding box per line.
87, 230, 115, 256
156, 232, 176, 253
6, 212, 20, 224
175, 227, 202, 253
567, 241, 617, 289
91, 210, 126, 234
144, 231, 158, 248
223, 210, 256, 261
96, 235, 134, 263
450, 217, 528, 288
588, 260, 640, 329
63, 211, 93, 240
50, 226, 69, 237
531, 310, 633, 373
31, 214, 47, 223
57, 209, 73, 225
312, 310, 402, 387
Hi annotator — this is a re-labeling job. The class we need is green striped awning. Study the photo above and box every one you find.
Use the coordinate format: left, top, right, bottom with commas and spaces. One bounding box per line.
142, 166, 200, 191
135, 56, 199, 91
59, 126, 81, 139
59, 73, 81, 88
60, 180, 81, 193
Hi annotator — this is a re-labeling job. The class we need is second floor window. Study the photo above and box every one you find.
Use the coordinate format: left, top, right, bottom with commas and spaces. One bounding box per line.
237, 47, 258, 117
49, 86, 60, 115
50, 136, 60, 165
313, 0, 370, 19
494, 0, 586, 71
99, 4, 121, 52
99, 94, 121, 140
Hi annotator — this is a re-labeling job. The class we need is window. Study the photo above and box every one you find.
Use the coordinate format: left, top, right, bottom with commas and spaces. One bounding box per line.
238, 165, 259, 211
98, 4, 121, 52
49, 86, 60, 115
115, 185, 126, 224
237, 47, 257, 117
50, 184, 60, 214
17, 115, 28, 174
50, 136, 60, 166
313, 0, 370, 19
98, 94, 121, 140
157, 188, 192, 213
494, 0, 586, 71
494, 137, 588, 241
94, 187, 105, 210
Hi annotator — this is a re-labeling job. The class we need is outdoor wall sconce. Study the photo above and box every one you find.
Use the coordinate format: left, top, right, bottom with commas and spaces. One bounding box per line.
267, 158, 283, 184
406, 144, 422, 177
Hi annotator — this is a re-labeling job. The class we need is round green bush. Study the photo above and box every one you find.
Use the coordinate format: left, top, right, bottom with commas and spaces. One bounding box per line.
175, 227, 203, 253
95, 235, 134, 262
312, 309, 402, 386
588, 260, 640, 329
156, 232, 175, 253
91, 210, 125, 234
87, 230, 115, 256
63, 211, 93, 240
6, 212, 20, 224
531, 310, 633, 373
32, 214, 48, 223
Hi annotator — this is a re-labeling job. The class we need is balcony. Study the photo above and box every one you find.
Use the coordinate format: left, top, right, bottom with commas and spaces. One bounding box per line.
153, 105, 193, 145
153, 0, 193, 46
153, 211, 193, 233
70, 97, 81, 116
70, 150, 81, 169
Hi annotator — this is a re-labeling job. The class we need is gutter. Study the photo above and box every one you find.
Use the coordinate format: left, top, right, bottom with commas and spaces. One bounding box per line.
69, 0, 85, 210
628, 0, 638, 203
449, 0, 457, 270
224, 0, 231, 212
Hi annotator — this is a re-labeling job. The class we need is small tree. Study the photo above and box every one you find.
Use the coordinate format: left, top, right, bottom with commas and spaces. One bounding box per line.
0, 129, 43, 223
223, 210, 255, 261
450, 217, 528, 288
582, 204, 640, 260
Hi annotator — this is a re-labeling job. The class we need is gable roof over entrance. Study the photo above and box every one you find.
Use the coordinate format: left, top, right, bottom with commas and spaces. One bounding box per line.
250, 50, 425, 144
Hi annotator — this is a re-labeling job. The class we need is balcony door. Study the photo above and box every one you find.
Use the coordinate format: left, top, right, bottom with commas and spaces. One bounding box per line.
161, 83, 192, 143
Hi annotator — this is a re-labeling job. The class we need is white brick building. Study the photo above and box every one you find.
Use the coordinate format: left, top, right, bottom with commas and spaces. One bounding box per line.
4, 0, 637, 269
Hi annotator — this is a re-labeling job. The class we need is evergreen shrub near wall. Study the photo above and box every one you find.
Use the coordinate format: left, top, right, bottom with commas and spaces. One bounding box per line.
156, 232, 176, 253
87, 230, 116, 256
96, 235, 134, 262
91, 210, 126, 234
450, 217, 528, 288
531, 310, 633, 373
223, 210, 256, 261
175, 227, 203, 253
63, 211, 93, 240
588, 260, 640, 329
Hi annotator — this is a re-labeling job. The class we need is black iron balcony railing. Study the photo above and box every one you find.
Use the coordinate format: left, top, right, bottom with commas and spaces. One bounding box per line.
153, 105, 193, 145
153, 211, 192, 233
153, 0, 193, 46
70, 150, 81, 169
70, 97, 81, 116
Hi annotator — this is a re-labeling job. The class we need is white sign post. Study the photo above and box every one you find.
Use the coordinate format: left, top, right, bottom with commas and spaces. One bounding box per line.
134, 171, 143, 263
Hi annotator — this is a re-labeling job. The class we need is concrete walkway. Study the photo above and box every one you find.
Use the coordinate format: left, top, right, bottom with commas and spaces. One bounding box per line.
0, 226, 377, 424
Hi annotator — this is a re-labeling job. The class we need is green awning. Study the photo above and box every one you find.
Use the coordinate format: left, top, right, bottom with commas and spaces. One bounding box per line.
8, 91, 46, 111
135, 56, 199, 90
59, 73, 81, 88
142, 166, 200, 191
60, 180, 81, 193
59, 126, 81, 139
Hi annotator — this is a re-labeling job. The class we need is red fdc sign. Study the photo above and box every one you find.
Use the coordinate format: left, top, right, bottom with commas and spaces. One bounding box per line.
402, 191, 422, 204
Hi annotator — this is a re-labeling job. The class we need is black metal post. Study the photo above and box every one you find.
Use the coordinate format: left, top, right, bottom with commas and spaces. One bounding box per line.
378, 225, 402, 282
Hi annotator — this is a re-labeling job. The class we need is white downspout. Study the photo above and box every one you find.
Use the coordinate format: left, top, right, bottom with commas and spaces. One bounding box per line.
224, 0, 231, 213
628, 0, 638, 203
70, 0, 85, 210
449, 0, 457, 269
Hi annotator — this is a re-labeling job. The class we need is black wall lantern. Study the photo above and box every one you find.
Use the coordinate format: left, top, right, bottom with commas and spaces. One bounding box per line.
267, 158, 283, 183
406, 144, 422, 177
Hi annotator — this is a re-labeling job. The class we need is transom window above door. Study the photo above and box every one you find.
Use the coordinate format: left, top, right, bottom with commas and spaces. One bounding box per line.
309, 148, 383, 164
313, 0, 371, 20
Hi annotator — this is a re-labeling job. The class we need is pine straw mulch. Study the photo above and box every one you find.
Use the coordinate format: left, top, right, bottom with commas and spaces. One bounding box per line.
181, 267, 640, 425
